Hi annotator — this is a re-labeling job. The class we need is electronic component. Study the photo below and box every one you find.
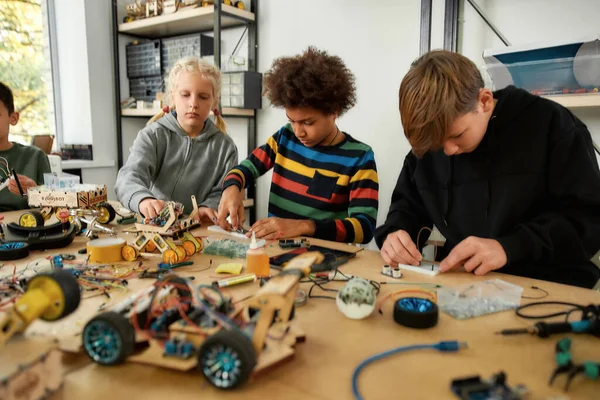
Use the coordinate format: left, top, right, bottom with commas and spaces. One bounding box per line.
279, 238, 310, 249
450, 371, 528, 400
382, 264, 403, 279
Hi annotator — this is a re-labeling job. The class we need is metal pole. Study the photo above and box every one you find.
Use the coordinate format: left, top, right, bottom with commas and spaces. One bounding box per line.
465, 0, 511, 46
443, 0, 459, 52
420, 0, 432, 56
112, 0, 124, 169
213, 1, 222, 68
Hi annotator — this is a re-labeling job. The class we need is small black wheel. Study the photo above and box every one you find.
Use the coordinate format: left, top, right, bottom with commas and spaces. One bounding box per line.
95, 202, 116, 224
198, 329, 257, 389
83, 311, 135, 365
18, 210, 45, 227
27, 269, 81, 321
0, 242, 30, 261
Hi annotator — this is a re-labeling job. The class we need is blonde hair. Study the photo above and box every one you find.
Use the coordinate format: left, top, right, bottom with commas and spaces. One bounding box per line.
148, 56, 227, 133
399, 50, 483, 157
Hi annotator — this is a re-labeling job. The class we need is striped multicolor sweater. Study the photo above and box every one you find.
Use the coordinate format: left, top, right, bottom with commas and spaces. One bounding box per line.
223, 124, 379, 244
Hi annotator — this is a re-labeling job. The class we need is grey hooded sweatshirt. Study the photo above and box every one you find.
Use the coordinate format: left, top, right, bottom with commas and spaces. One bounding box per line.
115, 112, 238, 215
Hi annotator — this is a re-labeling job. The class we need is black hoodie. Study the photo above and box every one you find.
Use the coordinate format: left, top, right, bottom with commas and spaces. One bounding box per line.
375, 86, 600, 288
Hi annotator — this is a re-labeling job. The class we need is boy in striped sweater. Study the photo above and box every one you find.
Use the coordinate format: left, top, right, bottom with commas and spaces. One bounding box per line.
217, 47, 379, 244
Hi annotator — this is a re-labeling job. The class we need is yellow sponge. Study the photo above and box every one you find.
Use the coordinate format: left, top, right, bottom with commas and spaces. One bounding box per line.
215, 263, 243, 275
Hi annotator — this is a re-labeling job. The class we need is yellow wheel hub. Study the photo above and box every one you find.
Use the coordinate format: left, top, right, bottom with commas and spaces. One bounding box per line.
121, 245, 138, 261
182, 240, 196, 256
27, 276, 65, 321
19, 213, 38, 227
162, 249, 178, 265
96, 206, 110, 224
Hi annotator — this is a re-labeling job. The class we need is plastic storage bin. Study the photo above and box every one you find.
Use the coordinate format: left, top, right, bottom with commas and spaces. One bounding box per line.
161, 33, 213, 76
129, 76, 164, 102
126, 40, 162, 78
483, 35, 600, 95
221, 71, 262, 109
43, 172, 81, 190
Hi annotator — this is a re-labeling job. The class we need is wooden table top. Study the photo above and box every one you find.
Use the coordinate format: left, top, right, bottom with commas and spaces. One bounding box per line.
0, 210, 598, 400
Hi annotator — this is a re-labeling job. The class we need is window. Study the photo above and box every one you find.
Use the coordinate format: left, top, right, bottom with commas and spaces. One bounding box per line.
0, 0, 58, 149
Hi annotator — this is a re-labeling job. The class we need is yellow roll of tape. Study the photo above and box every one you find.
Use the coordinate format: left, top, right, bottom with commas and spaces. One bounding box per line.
87, 238, 126, 263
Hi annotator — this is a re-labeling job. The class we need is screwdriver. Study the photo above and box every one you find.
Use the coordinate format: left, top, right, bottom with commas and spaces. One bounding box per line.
496, 320, 596, 338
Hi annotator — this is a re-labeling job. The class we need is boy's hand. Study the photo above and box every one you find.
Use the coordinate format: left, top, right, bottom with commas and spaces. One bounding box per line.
381, 230, 422, 266
193, 206, 217, 224
439, 236, 507, 275
249, 217, 315, 240
217, 186, 245, 230
139, 198, 165, 219
7, 174, 37, 196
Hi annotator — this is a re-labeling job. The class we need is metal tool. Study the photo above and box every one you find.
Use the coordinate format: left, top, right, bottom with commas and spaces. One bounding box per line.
549, 337, 599, 391
496, 319, 599, 338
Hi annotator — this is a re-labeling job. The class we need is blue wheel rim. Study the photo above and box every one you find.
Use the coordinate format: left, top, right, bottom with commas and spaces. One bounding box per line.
0, 242, 25, 250
83, 320, 123, 364
201, 344, 242, 388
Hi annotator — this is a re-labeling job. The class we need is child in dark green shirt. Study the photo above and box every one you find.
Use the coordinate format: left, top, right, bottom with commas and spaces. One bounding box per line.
0, 81, 51, 211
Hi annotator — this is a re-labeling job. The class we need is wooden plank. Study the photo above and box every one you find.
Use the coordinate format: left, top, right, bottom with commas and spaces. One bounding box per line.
118, 5, 255, 38
542, 93, 600, 108
122, 107, 255, 117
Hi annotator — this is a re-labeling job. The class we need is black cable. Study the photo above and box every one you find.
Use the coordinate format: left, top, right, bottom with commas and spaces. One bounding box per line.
516, 301, 585, 320
521, 285, 549, 300
229, 26, 248, 58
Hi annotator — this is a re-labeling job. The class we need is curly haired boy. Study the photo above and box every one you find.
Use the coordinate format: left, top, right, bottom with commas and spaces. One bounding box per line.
217, 47, 379, 244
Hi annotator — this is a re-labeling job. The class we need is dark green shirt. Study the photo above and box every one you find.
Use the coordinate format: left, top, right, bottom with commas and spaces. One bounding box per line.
0, 143, 51, 211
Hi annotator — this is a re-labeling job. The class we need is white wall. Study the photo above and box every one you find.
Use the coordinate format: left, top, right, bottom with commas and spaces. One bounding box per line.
54, 0, 92, 146
53, 0, 118, 198
257, 0, 420, 247
459, 0, 600, 163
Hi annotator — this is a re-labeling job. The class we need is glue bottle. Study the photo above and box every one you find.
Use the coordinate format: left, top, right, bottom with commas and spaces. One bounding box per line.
246, 232, 270, 278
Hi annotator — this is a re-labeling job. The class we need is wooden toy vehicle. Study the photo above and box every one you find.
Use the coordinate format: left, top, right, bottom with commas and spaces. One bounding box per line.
0, 270, 81, 399
81, 253, 324, 389
18, 184, 116, 228
0, 270, 81, 349
122, 196, 203, 264
123, 0, 146, 22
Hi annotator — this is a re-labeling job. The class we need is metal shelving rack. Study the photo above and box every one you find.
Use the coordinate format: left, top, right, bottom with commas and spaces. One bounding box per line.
111, 0, 258, 222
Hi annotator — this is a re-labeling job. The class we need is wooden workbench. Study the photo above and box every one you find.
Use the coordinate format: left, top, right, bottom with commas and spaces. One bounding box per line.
0, 211, 598, 400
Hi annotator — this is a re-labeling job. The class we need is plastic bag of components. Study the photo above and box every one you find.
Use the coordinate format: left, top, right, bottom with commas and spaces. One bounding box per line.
438, 279, 523, 320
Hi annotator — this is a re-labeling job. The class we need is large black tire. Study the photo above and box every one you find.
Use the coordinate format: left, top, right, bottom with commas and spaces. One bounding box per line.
198, 329, 257, 389
18, 210, 45, 227
27, 269, 81, 321
82, 311, 135, 366
0, 242, 30, 261
95, 202, 116, 224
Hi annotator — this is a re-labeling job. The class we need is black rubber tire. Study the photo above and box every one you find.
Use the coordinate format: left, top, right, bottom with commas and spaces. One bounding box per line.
19, 210, 45, 227
198, 329, 257, 389
0, 242, 30, 260
82, 311, 135, 366
96, 202, 116, 224
28, 269, 81, 321
393, 297, 439, 329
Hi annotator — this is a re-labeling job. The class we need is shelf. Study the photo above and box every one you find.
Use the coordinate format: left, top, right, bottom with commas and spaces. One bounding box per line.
542, 93, 600, 108
121, 108, 255, 117
118, 4, 255, 38
61, 159, 116, 170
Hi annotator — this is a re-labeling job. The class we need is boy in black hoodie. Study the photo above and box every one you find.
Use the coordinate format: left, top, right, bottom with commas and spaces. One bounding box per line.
375, 50, 600, 288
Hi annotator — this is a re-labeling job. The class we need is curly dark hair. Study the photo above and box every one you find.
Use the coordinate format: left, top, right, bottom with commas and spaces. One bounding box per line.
263, 46, 356, 116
